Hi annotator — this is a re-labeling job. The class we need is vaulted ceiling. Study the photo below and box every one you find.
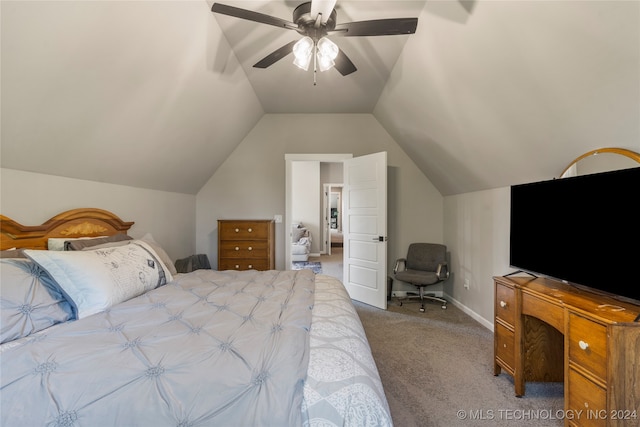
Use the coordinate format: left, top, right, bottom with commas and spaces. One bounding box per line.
1, 1, 638, 196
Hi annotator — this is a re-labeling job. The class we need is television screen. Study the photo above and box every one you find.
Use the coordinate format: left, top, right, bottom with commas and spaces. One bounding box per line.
509, 166, 640, 303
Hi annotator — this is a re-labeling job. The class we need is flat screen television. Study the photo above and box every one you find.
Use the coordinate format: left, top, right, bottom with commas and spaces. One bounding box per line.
509, 166, 640, 303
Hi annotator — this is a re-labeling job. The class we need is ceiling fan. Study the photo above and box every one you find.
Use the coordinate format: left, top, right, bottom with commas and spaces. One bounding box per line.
211, 0, 418, 79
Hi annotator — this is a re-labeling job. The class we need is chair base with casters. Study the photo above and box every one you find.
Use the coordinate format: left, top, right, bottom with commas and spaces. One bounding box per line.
398, 288, 447, 312
393, 243, 450, 313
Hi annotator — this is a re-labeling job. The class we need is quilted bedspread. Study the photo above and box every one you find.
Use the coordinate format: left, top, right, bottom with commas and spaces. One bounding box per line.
303, 275, 392, 427
1, 269, 315, 426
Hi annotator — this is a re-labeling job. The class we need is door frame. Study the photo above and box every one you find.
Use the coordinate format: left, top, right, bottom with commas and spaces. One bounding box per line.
285, 154, 353, 269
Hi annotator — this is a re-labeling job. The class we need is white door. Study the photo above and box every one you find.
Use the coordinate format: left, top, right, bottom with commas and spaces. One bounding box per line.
343, 152, 387, 309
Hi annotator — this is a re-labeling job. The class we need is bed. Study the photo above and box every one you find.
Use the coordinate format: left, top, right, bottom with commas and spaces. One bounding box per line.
0, 209, 392, 426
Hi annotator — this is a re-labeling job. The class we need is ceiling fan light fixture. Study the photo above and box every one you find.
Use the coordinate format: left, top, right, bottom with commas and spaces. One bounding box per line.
317, 54, 335, 72
316, 37, 338, 72
293, 36, 313, 70
317, 37, 338, 60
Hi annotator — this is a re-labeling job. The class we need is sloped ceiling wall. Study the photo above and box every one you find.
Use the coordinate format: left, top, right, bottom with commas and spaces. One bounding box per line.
1, 0, 264, 194
1, 1, 639, 196
374, 0, 640, 195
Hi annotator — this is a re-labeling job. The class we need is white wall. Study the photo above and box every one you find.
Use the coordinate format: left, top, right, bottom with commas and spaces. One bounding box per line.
441, 153, 639, 328
0, 168, 196, 262
443, 187, 511, 328
291, 161, 320, 254
321, 162, 344, 184
196, 113, 443, 273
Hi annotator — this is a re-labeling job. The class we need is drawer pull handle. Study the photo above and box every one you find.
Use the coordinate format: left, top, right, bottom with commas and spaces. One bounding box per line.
235, 247, 239, 251
235, 228, 239, 233
579, 340, 589, 351
248, 247, 252, 251
500, 301, 507, 308
235, 265, 240, 269
248, 264, 253, 269
248, 228, 253, 232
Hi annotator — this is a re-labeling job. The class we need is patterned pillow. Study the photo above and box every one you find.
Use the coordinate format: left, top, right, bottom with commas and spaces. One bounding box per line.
0, 259, 74, 344
24, 241, 173, 319
75, 234, 177, 276
138, 234, 177, 275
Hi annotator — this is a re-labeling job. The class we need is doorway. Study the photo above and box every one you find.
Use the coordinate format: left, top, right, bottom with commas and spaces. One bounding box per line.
285, 152, 388, 309
323, 183, 344, 256
285, 154, 352, 277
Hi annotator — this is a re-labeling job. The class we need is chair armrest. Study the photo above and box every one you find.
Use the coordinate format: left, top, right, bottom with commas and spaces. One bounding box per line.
393, 258, 407, 275
436, 262, 450, 281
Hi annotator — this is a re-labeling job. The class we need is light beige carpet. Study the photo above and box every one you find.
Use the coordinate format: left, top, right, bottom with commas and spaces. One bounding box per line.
354, 299, 565, 427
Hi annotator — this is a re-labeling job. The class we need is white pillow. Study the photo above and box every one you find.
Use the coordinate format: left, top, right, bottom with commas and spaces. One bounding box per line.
24, 241, 173, 319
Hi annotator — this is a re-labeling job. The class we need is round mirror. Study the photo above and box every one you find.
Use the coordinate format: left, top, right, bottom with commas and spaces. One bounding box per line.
559, 147, 640, 178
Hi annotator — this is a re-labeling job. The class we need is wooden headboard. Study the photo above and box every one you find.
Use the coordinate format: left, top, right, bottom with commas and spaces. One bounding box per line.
0, 208, 134, 250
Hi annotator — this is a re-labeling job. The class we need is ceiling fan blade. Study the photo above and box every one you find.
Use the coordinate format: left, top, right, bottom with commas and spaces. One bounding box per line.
334, 49, 357, 76
310, 0, 337, 24
332, 18, 418, 37
253, 40, 297, 69
211, 3, 297, 30
459, 0, 477, 14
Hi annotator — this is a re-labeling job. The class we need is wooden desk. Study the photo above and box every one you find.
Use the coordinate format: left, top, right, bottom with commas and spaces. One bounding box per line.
494, 275, 640, 427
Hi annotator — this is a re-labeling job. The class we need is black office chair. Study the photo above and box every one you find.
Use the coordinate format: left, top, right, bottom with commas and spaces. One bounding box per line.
393, 243, 449, 312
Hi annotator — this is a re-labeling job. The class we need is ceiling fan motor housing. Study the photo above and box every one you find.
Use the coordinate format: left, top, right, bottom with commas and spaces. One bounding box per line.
293, 1, 337, 39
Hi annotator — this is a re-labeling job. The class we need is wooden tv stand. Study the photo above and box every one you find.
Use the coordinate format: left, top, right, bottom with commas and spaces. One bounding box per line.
493, 275, 640, 427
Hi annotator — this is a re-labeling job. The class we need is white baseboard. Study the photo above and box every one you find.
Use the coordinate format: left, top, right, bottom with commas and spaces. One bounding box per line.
390, 292, 492, 331
444, 294, 494, 331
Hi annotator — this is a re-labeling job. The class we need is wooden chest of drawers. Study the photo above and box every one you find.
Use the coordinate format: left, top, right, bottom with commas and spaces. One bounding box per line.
218, 220, 275, 271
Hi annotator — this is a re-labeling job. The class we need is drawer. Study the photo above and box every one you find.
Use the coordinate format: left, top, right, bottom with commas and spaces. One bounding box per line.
568, 312, 607, 381
219, 222, 270, 240
567, 367, 607, 427
218, 259, 270, 271
495, 322, 515, 372
219, 241, 269, 258
495, 283, 516, 325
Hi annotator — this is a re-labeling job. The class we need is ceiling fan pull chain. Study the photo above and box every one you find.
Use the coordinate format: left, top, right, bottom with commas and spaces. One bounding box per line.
313, 44, 318, 86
